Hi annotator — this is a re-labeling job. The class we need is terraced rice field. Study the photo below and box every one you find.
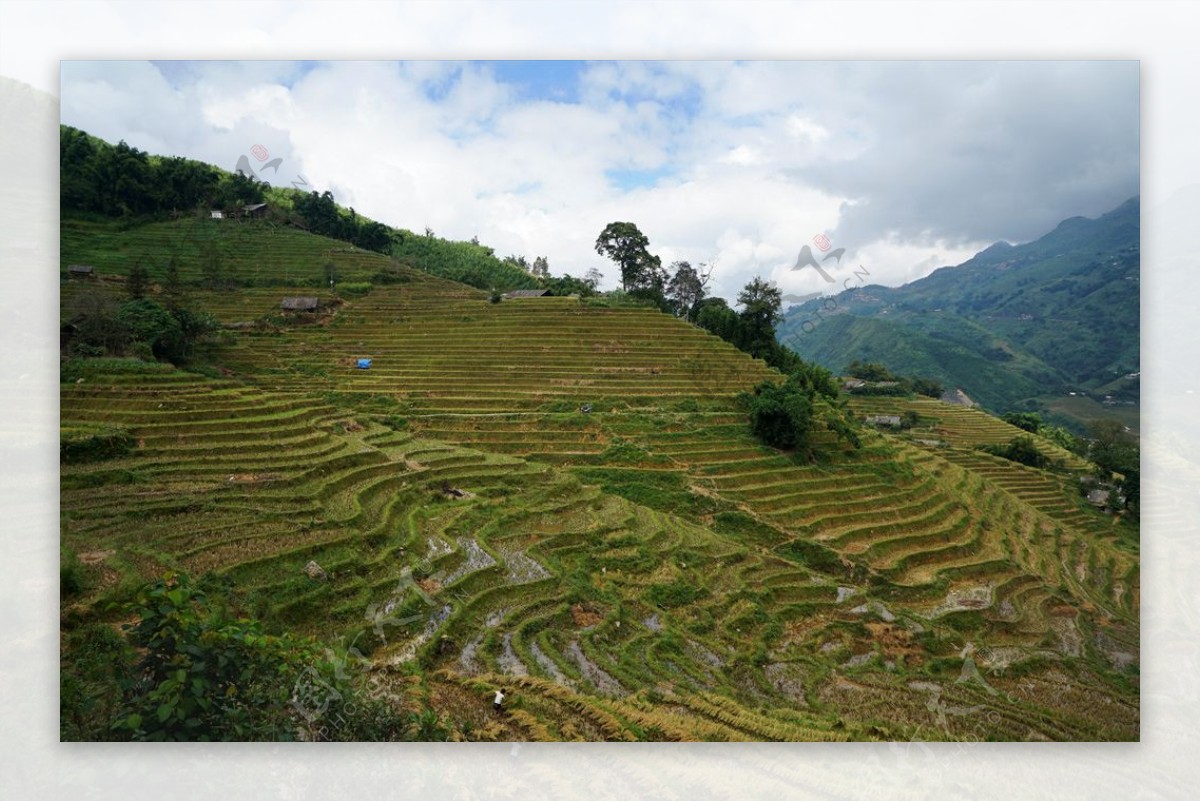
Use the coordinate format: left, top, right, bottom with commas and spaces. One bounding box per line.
61, 216, 398, 285
848, 396, 1136, 555
201, 285, 775, 413
60, 227, 1139, 741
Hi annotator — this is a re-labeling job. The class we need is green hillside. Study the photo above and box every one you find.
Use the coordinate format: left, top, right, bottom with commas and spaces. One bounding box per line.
780, 314, 1058, 411
61, 216, 399, 286
779, 198, 1140, 426
61, 125, 560, 295
59, 132, 1138, 742
61, 240, 1137, 742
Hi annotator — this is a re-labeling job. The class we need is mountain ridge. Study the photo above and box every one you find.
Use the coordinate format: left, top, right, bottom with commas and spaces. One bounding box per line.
779, 196, 1140, 424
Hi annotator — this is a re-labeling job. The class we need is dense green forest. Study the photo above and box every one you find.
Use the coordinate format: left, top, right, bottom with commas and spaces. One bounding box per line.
61, 126, 265, 217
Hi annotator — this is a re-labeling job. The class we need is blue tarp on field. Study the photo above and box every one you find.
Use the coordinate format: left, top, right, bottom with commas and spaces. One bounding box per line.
356, 358, 372, 369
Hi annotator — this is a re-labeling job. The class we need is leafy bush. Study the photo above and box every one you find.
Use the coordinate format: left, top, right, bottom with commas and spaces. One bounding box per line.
1002, 411, 1043, 432
978, 435, 1052, 469
743, 380, 814, 451
117, 298, 185, 361
377, 414, 408, 431
125, 341, 155, 361
844, 360, 943, 398
646, 579, 705, 609
61, 623, 131, 741
61, 546, 88, 599
60, 423, 134, 463
1120, 469, 1139, 516
1087, 419, 1138, 478
543, 273, 598, 297
170, 306, 220, 355
108, 573, 413, 741
777, 537, 868, 582
370, 267, 412, 285
1037, 424, 1082, 454
821, 406, 863, 448
599, 438, 655, 463
60, 357, 175, 383
910, 377, 945, 398
393, 233, 539, 293
845, 360, 895, 382
790, 361, 841, 400
337, 282, 373, 297
111, 573, 305, 740
69, 342, 107, 358
68, 288, 130, 355
741, 361, 860, 453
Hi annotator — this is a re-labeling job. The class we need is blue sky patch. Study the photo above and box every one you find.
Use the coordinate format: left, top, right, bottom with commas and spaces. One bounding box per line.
480, 60, 585, 103
606, 165, 675, 192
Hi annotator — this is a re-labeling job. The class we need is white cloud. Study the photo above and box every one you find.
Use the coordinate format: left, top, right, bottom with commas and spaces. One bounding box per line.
786, 114, 829, 144
199, 83, 292, 131
721, 145, 761, 166
57, 59, 1138, 301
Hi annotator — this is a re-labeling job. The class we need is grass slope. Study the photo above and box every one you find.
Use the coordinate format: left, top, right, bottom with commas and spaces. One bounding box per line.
60, 219, 1138, 742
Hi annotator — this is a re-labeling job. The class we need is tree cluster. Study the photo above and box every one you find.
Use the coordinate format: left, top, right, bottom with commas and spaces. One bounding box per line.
595, 222, 664, 294
67, 273, 217, 364
592, 227, 861, 456
998, 412, 1083, 454
1086, 419, 1139, 515
542, 273, 599, 297
740, 361, 856, 453
61, 573, 431, 741
978, 435, 1054, 469
665, 261, 711, 320
61, 125, 263, 218
692, 278, 806, 372
1002, 411, 1044, 433
498, 254, 599, 297
393, 235, 541, 293
844, 360, 944, 398
503, 254, 551, 279
593, 223, 717, 316
293, 190, 392, 253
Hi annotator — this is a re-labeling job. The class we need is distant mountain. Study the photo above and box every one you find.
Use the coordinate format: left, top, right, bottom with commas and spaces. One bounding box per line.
778, 197, 1140, 419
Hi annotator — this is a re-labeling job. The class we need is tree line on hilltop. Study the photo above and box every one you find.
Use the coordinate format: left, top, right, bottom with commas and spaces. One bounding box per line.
592, 221, 862, 456
61, 126, 265, 218
61, 125, 395, 255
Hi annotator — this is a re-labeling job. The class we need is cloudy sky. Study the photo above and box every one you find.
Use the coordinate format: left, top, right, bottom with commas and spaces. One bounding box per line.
60, 60, 1138, 303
